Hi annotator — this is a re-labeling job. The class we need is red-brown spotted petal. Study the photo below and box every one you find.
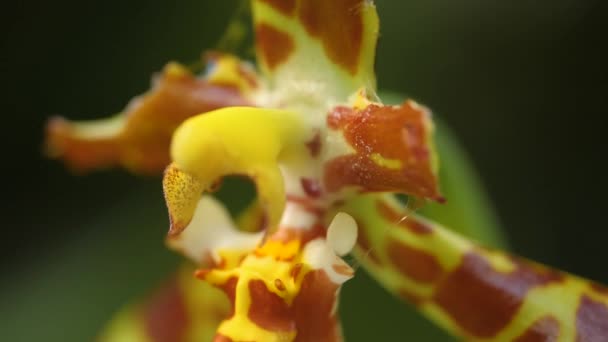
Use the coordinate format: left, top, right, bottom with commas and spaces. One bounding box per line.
99, 266, 231, 342
252, 0, 379, 100
45, 54, 257, 175
204, 267, 345, 342
325, 100, 442, 201
339, 194, 608, 341
291, 269, 345, 342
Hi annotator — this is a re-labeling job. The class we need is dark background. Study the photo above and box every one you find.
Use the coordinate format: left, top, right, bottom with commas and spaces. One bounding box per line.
1, 0, 606, 341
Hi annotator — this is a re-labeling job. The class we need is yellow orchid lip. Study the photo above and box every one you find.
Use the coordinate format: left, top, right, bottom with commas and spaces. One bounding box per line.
163, 164, 207, 236
162, 106, 307, 237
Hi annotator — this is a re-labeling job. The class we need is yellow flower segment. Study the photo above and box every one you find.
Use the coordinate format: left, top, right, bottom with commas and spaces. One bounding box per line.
165, 107, 307, 236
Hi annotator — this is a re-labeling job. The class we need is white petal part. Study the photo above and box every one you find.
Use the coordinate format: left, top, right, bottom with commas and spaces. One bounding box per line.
326, 212, 358, 256
302, 238, 354, 285
167, 196, 264, 264
278, 202, 317, 230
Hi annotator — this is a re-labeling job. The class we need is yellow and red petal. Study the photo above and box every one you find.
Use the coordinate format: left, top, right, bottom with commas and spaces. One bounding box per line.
324, 99, 442, 201
195, 232, 351, 342
45, 54, 258, 174
99, 265, 231, 342
203, 268, 345, 342
252, 0, 379, 103
338, 193, 608, 341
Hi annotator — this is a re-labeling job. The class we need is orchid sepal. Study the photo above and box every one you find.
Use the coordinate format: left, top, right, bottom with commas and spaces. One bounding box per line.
45, 53, 258, 174
339, 193, 608, 341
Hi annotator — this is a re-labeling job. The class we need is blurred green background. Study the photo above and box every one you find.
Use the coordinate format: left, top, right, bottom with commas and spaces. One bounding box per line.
1, 0, 606, 341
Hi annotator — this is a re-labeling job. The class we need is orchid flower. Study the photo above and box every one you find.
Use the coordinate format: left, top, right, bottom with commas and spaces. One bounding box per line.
46, 1, 608, 341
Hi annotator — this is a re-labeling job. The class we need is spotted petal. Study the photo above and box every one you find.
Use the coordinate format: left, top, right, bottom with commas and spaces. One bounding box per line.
45, 53, 258, 174
323, 93, 442, 201
99, 265, 231, 342
338, 194, 608, 341
252, 0, 379, 108
193, 209, 354, 342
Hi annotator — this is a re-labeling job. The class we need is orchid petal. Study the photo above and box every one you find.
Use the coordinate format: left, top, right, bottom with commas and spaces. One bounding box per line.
251, 0, 379, 107
99, 266, 230, 342
195, 220, 352, 342
339, 193, 608, 341
323, 93, 442, 201
45, 53, 258, 174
